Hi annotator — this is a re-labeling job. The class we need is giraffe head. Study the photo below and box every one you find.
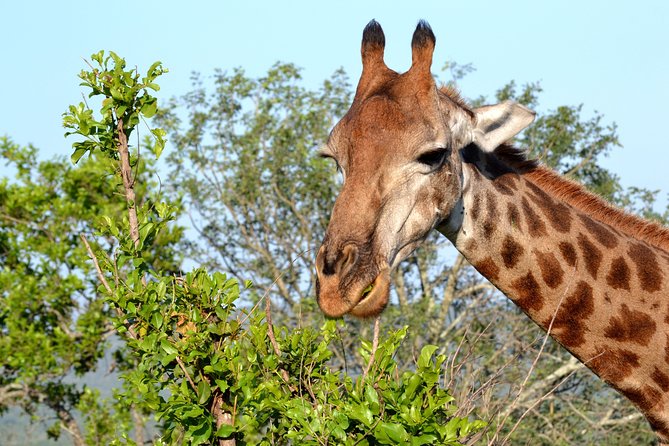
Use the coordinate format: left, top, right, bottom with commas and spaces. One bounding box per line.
315, 20, 535, 317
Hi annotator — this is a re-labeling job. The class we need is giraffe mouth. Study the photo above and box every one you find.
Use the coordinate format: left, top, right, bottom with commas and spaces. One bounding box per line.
348, 268, 391, 318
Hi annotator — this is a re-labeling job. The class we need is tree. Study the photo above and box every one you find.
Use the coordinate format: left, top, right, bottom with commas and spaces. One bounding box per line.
0, 136, 181, 444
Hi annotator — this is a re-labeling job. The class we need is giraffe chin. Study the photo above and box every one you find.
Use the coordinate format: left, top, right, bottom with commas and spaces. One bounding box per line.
348, 268, 391, 318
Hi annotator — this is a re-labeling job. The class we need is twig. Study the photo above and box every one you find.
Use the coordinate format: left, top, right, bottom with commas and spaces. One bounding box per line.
80, 233, 138, 340
265, 293, 281, 357
265, 292, 293, 388
252, 249, 314, 393
239, 247, 313, 327
362, 316, 381, 381
176, 355, 198, 396
501, 357, 595, 445
80, 234, 112, 294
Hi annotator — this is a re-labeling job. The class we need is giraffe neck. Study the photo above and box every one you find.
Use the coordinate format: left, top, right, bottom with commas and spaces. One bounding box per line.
440, 148, 669, 439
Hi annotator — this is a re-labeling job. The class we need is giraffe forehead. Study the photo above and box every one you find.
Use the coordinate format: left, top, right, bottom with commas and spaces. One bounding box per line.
333, 94, 443, 161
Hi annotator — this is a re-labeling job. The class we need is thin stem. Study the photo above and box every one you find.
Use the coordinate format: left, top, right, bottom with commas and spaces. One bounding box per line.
362, 316, 381, 381
80, 233, 138, 340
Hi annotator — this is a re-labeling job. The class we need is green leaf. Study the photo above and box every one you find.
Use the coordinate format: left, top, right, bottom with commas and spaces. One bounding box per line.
151, 312, 163, 329
417, 344, 439, 369
160, 339, 178, 355
215, 424, 235, 438
364, 383, 380, 415
349, 403, 373, 427
197, 380, 211, 404
141, 98, 157, 118
402, 374, 423, 402
151, 127, 166, 158
411, 434, 437, 446
214, 379, 229, 393
71, 147, 87, 164
189, 419, 212, 445
376, 422, 408, 444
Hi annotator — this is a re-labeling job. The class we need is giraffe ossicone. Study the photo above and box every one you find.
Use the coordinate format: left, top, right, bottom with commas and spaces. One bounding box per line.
315, 19, 669, 443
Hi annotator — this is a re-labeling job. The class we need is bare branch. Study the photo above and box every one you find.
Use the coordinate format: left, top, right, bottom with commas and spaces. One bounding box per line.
264, 292, 292, 387
439, 253, 466, 320
212, 392, 235, 446
81, 233, 138, 340
116, 117, 141, 249
56, 406, 86, 446
0, 383, 27, 406
80, 233, 112, 294
176, 355, 198, 395
362, 316, 381, 381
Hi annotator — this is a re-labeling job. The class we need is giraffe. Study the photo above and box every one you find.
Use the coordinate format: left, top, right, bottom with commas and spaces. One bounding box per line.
314, 20, 669, 442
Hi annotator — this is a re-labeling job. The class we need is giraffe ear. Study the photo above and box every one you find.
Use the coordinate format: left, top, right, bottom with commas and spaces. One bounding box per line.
472, 101, 536, 152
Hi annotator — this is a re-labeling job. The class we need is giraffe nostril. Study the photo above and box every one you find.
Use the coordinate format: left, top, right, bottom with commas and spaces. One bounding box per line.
316, 243, 360, 277
322, 256, 337, 276
339, 244, 359, 277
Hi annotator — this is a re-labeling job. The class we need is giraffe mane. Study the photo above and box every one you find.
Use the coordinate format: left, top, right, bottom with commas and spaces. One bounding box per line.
438, 85, 474, 118
494, 144, 669, 252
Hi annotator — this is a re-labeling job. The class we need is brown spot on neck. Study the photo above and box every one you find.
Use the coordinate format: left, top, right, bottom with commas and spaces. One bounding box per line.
482, 190, 497, 240
474, 256, 500, 282
577, 234, 602, 280
550, 280, 594, 348
501, 236, 524, 269
606, 256, 631, 291
623, 384, 664, 413
647, 412, 669, 442
526, 182, 572, 233
628, 242, 663, 292
507, 203, 521, 230
534, 250, 564, 289
591, 348, 640, 382
579, 214, 619, 248
652, 368, 669, 392
510, 271, 544, 313
559, 241, 577, 267
491, 174, 518, 196
603, 304, 657, 346
470, 192, 482, 222
521, 196, 547, 237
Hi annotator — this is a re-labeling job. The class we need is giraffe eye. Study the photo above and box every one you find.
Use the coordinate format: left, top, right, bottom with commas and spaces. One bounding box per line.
319, 152, 342, 173
416, 148, 448, 169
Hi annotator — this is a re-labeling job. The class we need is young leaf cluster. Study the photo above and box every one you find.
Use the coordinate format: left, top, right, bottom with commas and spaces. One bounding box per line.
63, 50, 166, 164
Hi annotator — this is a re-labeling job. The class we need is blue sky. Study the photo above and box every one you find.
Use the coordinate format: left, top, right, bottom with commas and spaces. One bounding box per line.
1, 1, 667, 206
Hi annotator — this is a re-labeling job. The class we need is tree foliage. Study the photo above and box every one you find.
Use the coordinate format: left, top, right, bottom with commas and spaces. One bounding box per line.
0, 135, 178, 444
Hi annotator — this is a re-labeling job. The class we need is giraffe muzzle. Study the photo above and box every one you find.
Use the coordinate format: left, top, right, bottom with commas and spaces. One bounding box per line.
315, 245, 391, 318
